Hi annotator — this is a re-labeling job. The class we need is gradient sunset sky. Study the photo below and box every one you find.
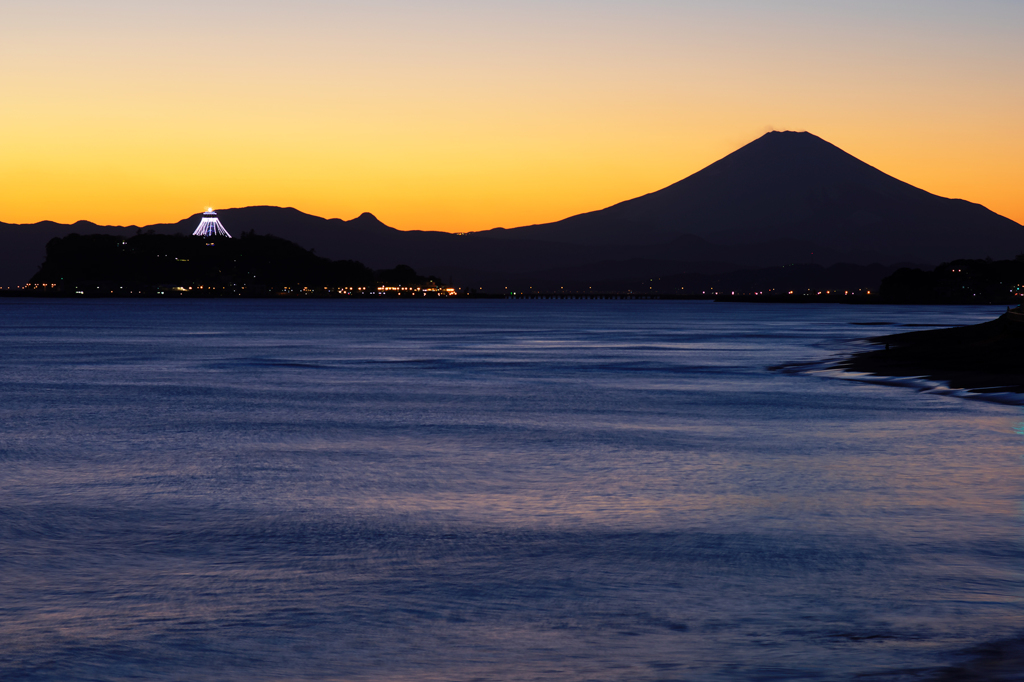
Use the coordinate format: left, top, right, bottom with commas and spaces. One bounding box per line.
2, 0, 1022, 231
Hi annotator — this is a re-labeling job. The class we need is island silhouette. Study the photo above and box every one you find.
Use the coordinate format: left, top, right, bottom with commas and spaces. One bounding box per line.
25, 232, 449, 297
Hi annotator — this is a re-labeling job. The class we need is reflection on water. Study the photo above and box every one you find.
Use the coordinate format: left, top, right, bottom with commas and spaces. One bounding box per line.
0, 299, 1022, 681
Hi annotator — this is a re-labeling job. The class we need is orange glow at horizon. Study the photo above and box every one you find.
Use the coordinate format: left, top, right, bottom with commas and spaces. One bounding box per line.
1, 1, 1022, 231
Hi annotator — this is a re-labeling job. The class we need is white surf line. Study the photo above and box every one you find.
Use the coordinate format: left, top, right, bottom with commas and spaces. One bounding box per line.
806, 366, 1024, 406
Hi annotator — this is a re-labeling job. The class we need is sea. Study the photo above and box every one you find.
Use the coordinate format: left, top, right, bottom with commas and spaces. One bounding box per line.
1, 299, 1022, 681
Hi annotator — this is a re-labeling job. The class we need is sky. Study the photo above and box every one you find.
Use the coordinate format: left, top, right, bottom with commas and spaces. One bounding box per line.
2, 0, 1022, 231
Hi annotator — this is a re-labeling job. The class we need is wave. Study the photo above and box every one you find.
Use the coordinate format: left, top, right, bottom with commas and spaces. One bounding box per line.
773, 358, 1024, 406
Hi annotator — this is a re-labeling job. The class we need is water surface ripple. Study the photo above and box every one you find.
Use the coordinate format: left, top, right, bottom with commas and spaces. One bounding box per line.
1, 300, 1022, 681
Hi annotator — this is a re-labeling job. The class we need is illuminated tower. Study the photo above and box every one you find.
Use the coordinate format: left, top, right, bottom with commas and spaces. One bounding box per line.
193, 208, 232, 238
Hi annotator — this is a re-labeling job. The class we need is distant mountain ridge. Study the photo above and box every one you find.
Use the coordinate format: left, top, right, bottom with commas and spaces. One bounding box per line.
3, 131, 1021, 290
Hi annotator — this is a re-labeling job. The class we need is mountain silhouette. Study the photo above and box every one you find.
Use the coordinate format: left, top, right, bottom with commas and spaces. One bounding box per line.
3, 131, 1021, 290
478, 131, 1023, 264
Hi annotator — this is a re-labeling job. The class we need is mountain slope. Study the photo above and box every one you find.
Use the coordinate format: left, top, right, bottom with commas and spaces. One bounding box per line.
481, 131, 1023, 264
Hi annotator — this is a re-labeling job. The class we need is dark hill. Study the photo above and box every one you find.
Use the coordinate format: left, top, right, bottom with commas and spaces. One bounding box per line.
881, 258, 1024, 304
0, 209, 406, 289
29, 232, 376, 294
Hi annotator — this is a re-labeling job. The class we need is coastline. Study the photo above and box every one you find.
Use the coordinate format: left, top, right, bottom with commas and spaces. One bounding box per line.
838, 308, 1024, 392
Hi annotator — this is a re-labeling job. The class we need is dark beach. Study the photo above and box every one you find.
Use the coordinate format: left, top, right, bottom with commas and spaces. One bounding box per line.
840, 308, 1024, 392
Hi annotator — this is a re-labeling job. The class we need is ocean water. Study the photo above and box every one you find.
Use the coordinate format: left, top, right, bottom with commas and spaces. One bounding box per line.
0, 299, 1022, 681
